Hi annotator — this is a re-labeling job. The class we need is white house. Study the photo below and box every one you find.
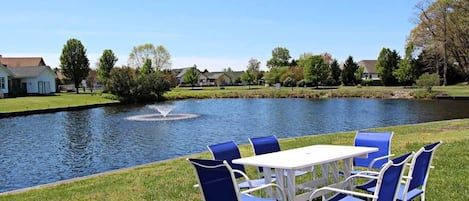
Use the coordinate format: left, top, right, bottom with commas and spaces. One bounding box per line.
357, 60, 380, 80
0, 64, 14, 96
0, 56, 56, 96
8, 66, 56, 94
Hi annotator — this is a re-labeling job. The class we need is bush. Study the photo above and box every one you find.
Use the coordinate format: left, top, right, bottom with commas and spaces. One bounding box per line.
107, 67, 170, 102
416, 73, 440, 93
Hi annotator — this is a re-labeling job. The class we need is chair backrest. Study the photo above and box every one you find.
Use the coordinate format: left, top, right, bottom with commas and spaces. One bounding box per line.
188, 158, 240, 201
207, 141, 245, 178
404, 141, 442, 199
249, 135, 281, 174
374, 152, 413, 201
354, 131, 393, 169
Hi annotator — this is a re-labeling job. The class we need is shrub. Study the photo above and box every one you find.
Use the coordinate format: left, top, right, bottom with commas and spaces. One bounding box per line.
416, 73, 440, 93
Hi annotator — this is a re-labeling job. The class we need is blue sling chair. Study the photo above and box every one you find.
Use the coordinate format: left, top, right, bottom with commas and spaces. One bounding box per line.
309, 152, 413, 201
207, 141, 274, 188
356, 141, 442, 201
188, 158, 286, 201
249, 135, 311, 179
352, 131, 394, 174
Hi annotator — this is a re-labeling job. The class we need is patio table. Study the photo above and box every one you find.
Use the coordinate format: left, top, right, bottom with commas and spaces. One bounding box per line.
232, 144, 378, 201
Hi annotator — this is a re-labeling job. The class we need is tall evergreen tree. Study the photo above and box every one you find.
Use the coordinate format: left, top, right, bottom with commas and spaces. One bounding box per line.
330, 59, 342, 86
341, 56, 359, 86
60, 38, 90, 94
376, 48, 401, 86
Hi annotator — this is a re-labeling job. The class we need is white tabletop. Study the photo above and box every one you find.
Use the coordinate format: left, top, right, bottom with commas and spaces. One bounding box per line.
233, 144, 378, 170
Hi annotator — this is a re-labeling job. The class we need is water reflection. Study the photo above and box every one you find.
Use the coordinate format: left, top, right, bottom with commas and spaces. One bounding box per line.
1, 98, 469, 193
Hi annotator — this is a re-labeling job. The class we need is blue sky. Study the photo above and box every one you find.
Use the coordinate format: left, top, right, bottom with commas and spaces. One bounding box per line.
2, 0, 419, 71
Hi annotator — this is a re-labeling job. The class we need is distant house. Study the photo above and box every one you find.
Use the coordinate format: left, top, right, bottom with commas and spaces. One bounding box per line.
0, 56, 56, 96
0, 64, 14, 97
357, 60, 380, 80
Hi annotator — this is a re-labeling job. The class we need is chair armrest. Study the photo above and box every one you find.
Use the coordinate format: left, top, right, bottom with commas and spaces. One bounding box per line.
233, 169, 254, 188
368, 154, 394, 169
241, 183, 286, 201
310, 186, 377, 200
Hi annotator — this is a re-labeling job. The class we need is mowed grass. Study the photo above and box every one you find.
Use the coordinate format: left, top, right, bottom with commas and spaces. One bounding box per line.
1, 118, 469, 200
165, 85, 469, 99
0, 92, 117, 113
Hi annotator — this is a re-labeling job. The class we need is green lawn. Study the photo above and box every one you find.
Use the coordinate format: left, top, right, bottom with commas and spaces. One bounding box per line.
1, 118, 468, 200
165, 85, 469, 100
0, 92, 118, 113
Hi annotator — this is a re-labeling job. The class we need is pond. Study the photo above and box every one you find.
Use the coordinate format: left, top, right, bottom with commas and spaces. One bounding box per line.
1, 98, 469, 193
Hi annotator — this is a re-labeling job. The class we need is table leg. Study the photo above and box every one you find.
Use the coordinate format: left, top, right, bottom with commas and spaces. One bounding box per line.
274, 168, 285, 200
331, 161, 339, 183
321, 163, 329, 185
284, 169, 295, 201
343, 158, 352, 189
264, 167, 273, 197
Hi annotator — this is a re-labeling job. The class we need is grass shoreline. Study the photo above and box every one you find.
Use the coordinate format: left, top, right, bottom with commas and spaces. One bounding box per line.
1, 118, 469, 200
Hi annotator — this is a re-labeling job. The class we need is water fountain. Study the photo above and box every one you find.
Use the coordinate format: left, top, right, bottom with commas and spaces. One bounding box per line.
125, 104, 199, 121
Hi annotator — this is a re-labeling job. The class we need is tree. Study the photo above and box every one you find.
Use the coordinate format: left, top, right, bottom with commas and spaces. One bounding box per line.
97, 49, 118, 85
242, 58, 261, 89
107, 67, 137, 101
416, 73, 440, 93
140, 59, 154, 76
135, 73, 170, 101
393, 45, 420, 85
86, 69, 98, 93
301, 54, 330, 88
354, 66, 365, 85
376, 48, 401, 86
128, 43, 171, 71
409, 0, 469, 83
266, 47, 291, 68
183, 65, 199, 89
60, 38, 90, 94
329, 59, 342, 86
341, 56, 359, 86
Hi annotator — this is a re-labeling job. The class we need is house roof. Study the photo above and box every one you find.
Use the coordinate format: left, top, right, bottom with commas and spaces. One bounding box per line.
7, 66, 53, 78
357, 60, 377, 73
0, 64, 14, 76
0, 57, 46, 67
204, 72, 226, 79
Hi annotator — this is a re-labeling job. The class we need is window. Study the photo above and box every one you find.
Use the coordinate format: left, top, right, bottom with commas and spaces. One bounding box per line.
0, 77, 5, 89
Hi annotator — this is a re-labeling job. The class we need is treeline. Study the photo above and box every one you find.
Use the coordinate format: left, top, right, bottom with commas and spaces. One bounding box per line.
57, 0, 467, 101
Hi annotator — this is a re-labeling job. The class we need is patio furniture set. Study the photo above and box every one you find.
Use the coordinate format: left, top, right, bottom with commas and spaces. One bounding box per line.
187, 131, 442, 201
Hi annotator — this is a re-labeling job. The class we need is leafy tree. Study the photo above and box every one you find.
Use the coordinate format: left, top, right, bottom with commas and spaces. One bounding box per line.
264, 67, 288, 84
128, 43, 171, 71
107, 66, 170, 102
135, 73, 170, 101
329, 59, 342, 86
354, 66, 365, 85
409, 0, 469, 83
60, 38, 90, 94
393, 45, 419, 85
107, 67, 137, 101
183, 65, 199, 89
266, 47, 291, 68
97, 49, 118, 84
140, 59, 154, 76
86, 69, 97, 93
301, 54, 330, 88
416, 73, 440, 93
341, 56, 359, 86
242, 58, 261, 89
376, 48, 401, 86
